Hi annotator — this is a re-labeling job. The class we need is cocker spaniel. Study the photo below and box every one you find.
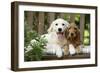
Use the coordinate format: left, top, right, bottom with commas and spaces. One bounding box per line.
64, 23, 82, 55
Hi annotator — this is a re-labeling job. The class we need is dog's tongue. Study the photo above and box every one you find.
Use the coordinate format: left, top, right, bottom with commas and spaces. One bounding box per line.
57, 32, 64, 39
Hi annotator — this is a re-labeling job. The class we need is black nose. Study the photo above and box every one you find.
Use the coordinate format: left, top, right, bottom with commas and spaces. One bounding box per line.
71, 33, 74, 36
58, 28, 62, 32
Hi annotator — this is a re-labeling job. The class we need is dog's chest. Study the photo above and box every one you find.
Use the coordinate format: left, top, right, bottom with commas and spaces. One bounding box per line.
47, 33, 67, 46
57, 38, 67, 46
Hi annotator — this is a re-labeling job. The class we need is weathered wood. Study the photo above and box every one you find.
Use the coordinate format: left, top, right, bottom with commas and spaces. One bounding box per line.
42, 53, 90, 60
65, 14, 70, 22
48, 13, 55, 25
33, 12, 39, 32
25, 53, 90, 61
69, 14, 75, 23
80, 14, 85, 43
38, 12, 44, 35
60, 13, 65, 18
27, 12, 33, 31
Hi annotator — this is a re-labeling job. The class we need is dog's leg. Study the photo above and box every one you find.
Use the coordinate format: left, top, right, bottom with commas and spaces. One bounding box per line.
56, 49, 63, 58
76, 46, 81, 54
69, 44, 76, 55
44, 44, 56, 54
63, 45, 69, 56
55, 45, 63, 58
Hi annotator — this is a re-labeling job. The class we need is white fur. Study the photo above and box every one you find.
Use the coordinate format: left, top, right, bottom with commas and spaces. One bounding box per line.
48, 18, 69, 33
43, 18, 69, 58
42, 32, 63, 58
26, 18, 69, 58
44, 43, 63, 57
69, 44, 76, 55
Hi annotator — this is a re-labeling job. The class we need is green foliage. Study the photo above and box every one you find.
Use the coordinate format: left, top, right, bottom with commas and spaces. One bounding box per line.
84, 38, 89, 45
63, 14, 69, 20
84, 30, 90, 37
83, 14, 90, 45
24, 32, 47, 61
24, 27, 47, 61
24, 37, 47, 61
25, 48, 43, 61
24, 21, 39, 47
75, 14, 80, 22
24, 30, 39, 47
85, 14, 90, 24
83, 29, 90, 45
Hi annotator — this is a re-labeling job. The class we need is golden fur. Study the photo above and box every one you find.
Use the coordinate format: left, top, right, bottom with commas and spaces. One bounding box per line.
64, 23, 82, 55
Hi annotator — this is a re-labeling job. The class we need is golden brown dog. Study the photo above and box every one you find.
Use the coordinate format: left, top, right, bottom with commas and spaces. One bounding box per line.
64, 23, 82, 55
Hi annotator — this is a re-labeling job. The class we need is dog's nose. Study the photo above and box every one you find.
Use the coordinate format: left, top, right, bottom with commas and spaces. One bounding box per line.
71, 33, 74, 36
58, 28, 62, 32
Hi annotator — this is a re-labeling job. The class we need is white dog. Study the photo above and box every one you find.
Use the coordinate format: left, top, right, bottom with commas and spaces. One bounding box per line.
43, 18, 69, 58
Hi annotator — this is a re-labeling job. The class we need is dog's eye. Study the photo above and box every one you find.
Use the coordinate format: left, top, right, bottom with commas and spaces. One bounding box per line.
68, 27, 71, 29
74, 27, 77, 30
55, 24, 58, 26
62, 24, 65, 26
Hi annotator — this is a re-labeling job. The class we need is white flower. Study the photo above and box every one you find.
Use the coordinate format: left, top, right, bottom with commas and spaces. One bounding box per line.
30, 39, 37, 45
25, 45, 33, 53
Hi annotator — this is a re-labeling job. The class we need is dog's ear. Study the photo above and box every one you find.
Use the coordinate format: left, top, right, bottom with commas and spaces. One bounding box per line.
47, 22, 54, 33
64, 27, 69, 38
76, 27, 80, 36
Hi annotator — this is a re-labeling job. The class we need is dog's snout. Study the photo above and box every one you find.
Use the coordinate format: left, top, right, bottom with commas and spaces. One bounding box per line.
71, 33, 74, 36
58, 28, 62, 32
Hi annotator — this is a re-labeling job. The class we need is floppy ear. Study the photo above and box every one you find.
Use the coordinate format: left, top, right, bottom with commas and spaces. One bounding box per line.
77, 28, 80, 38
64, 27, 69, 39
47, 22, 54, 33
75, 28, 81, 45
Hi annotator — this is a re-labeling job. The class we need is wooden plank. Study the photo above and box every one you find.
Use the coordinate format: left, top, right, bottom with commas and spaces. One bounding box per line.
33, 12, 39, 32
38, 12, 44, 35
80, 14, 85, 43
60, 13, 65, 18
66, 14, 70, 22
69, 14, 75, 23
48, 13, 55, 26
42, 53, 90, 60
27, 11, 33, 31
25, 53, 90, 61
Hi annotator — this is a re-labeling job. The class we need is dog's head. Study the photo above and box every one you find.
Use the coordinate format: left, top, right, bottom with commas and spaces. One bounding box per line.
65, 23, 80, 41
48, 18, 69, 38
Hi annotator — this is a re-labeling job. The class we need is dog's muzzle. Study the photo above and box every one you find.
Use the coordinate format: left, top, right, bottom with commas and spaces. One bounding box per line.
58, 28, 62, 32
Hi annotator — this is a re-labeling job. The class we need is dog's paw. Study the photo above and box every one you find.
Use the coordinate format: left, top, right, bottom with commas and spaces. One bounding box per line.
69, 49, 76, 55
56, 51, 63, 58
63, 51, 69, 56
57, 54, 63, 58
56, 48, 63, 58
62, 48, 69, 56
69, 44, 76, 55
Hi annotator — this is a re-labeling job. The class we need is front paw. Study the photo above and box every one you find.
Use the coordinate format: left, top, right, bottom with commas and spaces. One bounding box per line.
69, 49, 76, 55
63, 46, 69, 56
56, 49, 63, 58
69, 44, 76, 55
56, 52, 63, 58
